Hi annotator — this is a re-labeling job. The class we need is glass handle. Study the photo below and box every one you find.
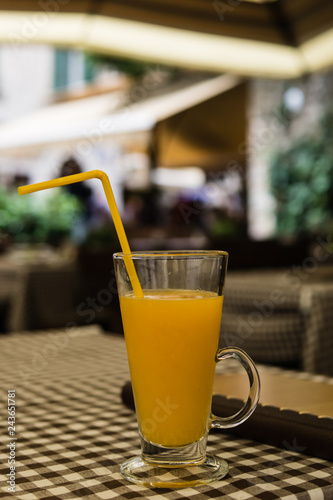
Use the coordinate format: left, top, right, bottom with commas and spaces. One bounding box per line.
210, 347, 260, 429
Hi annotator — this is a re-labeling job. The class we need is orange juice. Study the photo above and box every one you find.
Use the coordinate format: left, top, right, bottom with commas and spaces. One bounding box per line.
119, 289, 223, 447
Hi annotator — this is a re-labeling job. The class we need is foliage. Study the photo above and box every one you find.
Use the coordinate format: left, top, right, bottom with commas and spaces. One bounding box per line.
0, 188, 83, 245
86, 53, 151, 78
83, 222, 118, 251
208, 216, 244, 238
269, 110, 333, 237
86, 52, 179, 80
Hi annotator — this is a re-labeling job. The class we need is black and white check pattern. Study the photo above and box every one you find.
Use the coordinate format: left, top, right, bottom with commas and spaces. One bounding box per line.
1, 326, 333, 499
220, 268, 333, 375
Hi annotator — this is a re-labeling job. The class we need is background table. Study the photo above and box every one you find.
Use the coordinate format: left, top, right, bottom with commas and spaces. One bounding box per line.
0, 247, 79, 332
1, 326, 333, 499
221, 266, 333, 376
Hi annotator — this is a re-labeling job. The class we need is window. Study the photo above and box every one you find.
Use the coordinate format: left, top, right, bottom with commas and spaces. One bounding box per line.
54, 49, 93, 91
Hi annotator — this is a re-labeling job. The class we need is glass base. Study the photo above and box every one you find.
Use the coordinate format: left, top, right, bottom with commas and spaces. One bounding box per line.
120, 454, 229, 489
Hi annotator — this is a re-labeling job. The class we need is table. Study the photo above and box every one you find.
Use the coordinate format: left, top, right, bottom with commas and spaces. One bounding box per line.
221, 266, 333, 376
1, 326, 333, 499
0, 247, 79, 331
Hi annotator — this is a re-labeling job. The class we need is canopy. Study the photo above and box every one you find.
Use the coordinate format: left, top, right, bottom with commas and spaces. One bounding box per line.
0, 1, 332, 77
0, 74, 244, 170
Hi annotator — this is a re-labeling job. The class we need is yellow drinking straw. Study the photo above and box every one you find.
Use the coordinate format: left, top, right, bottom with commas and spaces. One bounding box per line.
18, 169, 144, 298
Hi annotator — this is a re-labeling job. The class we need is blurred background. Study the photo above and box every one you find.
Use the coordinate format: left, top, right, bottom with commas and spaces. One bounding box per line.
0, 0, 333, 373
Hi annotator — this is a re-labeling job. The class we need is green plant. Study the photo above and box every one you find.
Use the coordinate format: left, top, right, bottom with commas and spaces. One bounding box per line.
86, 53, 153, 79
0, 188, 83, 245
85, 52, 180, 80
82, 222, 118, 251
269, 110, 333, 236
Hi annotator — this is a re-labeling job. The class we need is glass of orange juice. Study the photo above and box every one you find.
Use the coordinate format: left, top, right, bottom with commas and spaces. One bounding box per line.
114, 250, 260, 488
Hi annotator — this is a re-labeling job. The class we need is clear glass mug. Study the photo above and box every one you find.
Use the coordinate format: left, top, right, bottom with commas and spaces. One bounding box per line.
113, 251, 260, 488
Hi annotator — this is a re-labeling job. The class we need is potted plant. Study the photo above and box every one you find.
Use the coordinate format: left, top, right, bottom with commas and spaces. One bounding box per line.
269, 110, 333, 238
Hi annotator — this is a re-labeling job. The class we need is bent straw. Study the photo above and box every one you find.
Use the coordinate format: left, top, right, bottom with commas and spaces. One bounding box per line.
18, 169, 144, 298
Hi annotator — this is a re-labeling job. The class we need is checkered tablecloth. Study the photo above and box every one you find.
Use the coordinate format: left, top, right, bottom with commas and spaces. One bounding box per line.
1, 326, 333, 499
